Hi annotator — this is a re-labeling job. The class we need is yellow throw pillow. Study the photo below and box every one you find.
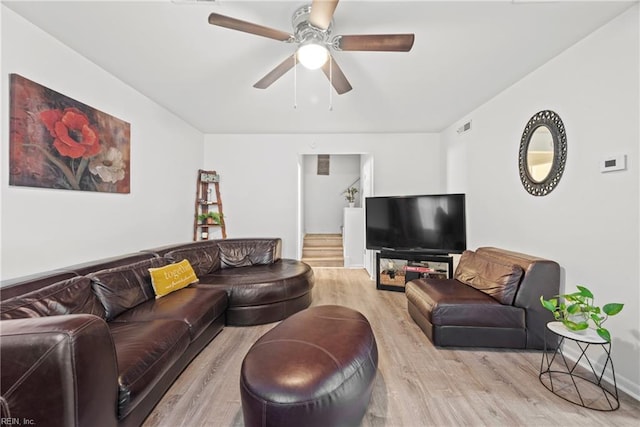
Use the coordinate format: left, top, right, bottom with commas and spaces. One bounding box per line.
149, 259, 199, 298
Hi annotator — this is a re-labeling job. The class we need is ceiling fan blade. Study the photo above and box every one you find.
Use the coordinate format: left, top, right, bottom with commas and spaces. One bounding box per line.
336, 34, 415, 52
309, 0, 339, 31
253, 55, 297, 89
321, 55, 352, 95
208, 13, 293, 42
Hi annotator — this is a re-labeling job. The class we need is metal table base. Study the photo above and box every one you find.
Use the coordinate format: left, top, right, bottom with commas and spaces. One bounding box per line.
539, 322, 619, 411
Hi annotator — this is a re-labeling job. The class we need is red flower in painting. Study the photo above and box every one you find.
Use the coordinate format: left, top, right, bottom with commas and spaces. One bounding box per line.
40, 108, 101, 158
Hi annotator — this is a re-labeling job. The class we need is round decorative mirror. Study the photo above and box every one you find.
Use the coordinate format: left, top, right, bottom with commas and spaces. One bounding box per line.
519, 110, 567, 196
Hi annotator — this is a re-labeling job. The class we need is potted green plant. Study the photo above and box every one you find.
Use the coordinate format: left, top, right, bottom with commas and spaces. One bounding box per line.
207, 212, 222, 225
344, 187, 358, 207
198, 212, 222, 225
540, 285, 624, 342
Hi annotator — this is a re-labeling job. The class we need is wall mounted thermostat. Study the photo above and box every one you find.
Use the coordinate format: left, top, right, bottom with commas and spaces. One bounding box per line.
601, 154, 627, 173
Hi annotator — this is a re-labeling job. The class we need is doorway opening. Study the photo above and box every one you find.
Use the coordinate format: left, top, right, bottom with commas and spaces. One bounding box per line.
297, 153, 374, 275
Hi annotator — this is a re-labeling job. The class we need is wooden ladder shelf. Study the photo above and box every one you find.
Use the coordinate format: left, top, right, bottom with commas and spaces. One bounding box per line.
193, 169, 227, 241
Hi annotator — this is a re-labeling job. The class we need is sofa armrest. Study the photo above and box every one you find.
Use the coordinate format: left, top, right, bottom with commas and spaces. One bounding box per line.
476, 247, 560, 349
0, 315, 119, 427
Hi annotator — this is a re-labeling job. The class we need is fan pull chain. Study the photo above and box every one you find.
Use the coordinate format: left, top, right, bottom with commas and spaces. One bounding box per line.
328, 56, 333, 111
293, 55, 298, 109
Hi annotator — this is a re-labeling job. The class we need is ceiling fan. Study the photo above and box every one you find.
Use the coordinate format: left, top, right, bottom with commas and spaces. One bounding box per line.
208, 0, 415, 95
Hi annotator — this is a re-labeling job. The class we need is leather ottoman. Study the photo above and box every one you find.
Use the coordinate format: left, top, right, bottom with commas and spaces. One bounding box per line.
240, 305, 378, 427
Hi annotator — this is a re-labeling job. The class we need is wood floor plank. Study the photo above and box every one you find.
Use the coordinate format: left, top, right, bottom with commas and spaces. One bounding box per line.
143, 268, 640, 426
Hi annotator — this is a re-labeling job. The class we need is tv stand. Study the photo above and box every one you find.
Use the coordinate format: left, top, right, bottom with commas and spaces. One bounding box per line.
376, 250, 453, 292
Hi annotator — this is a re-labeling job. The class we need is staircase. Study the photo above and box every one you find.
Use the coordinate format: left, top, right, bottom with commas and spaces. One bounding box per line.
301, 234, 344, 267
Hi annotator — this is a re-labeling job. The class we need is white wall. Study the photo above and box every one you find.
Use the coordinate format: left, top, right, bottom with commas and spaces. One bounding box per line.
443, 6, 639, 398
203, 133, 443, 259
1, 6, 203, 280
303, 154, 360, 234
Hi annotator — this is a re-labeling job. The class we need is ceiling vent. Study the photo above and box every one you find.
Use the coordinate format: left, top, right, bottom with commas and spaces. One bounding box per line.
457, 120, 472, 134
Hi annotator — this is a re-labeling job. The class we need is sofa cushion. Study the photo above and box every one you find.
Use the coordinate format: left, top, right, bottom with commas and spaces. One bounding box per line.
406, 278, 526, 328
454, 250, 523, 305
164, 245, 220, 277
113, 287, 228, 341
89, 257, 168, 320
149, 259, 199, 298
108, 320, 190, 419
0, 276, 106, 320
217, 239, 278, 269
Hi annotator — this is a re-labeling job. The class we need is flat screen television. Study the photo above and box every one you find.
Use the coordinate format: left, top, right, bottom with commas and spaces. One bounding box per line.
365, 193, 466, 254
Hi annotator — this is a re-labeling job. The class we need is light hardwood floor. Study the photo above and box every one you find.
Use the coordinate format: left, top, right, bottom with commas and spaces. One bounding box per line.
143, 268, 640, 426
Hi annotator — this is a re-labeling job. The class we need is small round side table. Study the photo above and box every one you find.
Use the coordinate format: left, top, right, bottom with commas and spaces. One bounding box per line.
539, 321, 619, 411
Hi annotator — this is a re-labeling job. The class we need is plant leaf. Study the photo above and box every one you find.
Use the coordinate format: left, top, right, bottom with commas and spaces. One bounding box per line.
597, 328, 611, 342
562, 319, 578, 330
562, 319, 588, 331
566, 303, 580, 314
574, 322, 589, 330
603, 303, 624, 316
540, 296, 557, 312
576, 285, 593, 298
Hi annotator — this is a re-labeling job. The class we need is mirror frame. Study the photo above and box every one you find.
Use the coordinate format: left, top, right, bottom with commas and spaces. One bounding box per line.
518, 110, 567, 196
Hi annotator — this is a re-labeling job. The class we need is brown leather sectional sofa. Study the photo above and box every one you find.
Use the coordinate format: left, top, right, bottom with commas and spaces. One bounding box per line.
151, 239, 314, 326
406, 247, 560, 349
0, 238, 314, 427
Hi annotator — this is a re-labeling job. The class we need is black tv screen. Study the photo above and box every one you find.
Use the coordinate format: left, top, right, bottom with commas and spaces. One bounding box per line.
365, 194, 467, 253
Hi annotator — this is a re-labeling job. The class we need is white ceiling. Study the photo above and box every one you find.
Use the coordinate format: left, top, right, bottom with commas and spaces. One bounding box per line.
4, 0, 636, 134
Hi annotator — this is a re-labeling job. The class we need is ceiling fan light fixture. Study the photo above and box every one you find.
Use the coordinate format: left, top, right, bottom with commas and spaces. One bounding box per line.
297, 42, 328, 70
208, 1, 413, 95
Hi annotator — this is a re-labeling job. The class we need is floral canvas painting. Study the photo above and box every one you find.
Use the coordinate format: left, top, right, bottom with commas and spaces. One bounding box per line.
9, 74, 130, 193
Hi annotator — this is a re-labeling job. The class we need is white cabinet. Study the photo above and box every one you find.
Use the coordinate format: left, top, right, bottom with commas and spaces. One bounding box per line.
343, 207, 365, 268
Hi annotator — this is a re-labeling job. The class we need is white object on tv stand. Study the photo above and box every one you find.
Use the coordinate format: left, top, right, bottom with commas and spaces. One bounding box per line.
343, 207, 365, 268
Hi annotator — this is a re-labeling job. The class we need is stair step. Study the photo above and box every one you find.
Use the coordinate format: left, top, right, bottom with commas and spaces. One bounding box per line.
304, 233, 343, 247
302, 257, 345, 268
303, 247, 343, 256
305, 233, 342, 239
302, 234, 344, 267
